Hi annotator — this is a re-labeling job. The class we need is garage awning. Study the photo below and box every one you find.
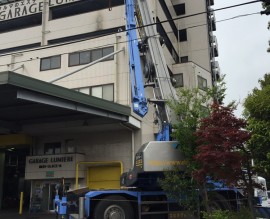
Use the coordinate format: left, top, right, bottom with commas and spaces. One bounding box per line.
0, 71, 132, 135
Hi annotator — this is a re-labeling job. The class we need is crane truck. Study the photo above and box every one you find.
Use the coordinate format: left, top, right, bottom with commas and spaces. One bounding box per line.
54, 0, 251, 218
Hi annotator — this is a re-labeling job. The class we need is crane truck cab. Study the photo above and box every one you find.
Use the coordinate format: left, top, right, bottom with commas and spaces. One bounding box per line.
120, 141, 186, 189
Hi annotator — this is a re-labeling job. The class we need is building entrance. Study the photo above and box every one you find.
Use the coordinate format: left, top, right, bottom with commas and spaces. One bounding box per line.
0, 145, 30, 210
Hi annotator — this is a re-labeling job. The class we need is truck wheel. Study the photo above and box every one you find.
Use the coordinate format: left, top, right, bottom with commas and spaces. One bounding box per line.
93, 195, 134, 219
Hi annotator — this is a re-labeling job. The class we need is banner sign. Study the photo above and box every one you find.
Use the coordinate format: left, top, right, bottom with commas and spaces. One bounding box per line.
0, 0, 79, 21
25, 153, 85, 179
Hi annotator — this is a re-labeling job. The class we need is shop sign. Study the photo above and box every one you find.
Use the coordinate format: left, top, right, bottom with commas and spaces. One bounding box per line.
0, 0, 80, 22
25, 153, 85, 179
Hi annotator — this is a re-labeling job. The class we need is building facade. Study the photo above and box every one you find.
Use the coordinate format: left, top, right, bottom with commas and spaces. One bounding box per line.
0, 0, 219, 212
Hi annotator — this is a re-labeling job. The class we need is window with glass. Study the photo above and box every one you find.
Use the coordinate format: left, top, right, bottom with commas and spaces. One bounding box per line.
75, 84, 114, 101
198, 76, 208, 91
180, 56, 188, 63
44, 142, 61, 155
172, 73, 184, 88
91, 84, 114, 101
174, 3, 185, 15
40, 55, 61, 71
69, 46, 114, 67
178, 29, 187, 42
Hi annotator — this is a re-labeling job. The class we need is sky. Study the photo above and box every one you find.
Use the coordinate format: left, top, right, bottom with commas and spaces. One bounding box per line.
213, 0, 269, 117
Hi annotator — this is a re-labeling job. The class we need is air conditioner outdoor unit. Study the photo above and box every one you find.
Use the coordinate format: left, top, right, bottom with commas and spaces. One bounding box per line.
211, 61, 219, 70
208, 0, 214, 6
208, 11, 217, 31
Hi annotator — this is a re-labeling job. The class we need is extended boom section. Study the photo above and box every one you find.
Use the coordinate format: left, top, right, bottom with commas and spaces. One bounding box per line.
134, 0, 177, 140
125, 0, 148, 117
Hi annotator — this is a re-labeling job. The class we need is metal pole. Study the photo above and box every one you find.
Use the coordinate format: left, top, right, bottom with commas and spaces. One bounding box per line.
19, 191, 23, 214
49, 48, 124, 83
75, 162, 79, 189
11, 64, 24, 72
79, 197, 84, 219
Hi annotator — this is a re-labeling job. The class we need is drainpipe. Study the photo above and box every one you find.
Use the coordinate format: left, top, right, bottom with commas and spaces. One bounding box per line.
41, 0, 49, 46
115, 33, 122, 103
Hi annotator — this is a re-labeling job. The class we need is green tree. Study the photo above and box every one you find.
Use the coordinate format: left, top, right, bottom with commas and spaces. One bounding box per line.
159, 87, 212, 210
243, 73, 270, 179
159, 78, 226, 211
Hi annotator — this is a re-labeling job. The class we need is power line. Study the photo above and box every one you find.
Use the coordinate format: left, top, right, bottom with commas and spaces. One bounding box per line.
137, 0, 262, 30
0, 0, 262, 47
176, 12, 260, 31
0, 11, 262, 68
0, 1, 264, 66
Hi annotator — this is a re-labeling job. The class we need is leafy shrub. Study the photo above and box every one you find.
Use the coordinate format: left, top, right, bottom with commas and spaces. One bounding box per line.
202, 208, 253, 219
202, 210, 230, 219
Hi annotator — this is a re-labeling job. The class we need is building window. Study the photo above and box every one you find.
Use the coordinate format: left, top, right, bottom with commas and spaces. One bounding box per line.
178, 29, 187, 42
40, 55, 61, 71
172, 73, 184, 88
91, 84, 114, 101
77, 87, 90, 95
174, 3, 185, 15
50, 0, 124, 20
0, 13, 42, 34
180, 56, 188, 63
75, 84, 114, 101
198, 76, 208, 91
91, 49, 102, 62
44, 142, 61, 155
69, 46, 114, 67
103, 47, 114, 60
69, 51, 91, 66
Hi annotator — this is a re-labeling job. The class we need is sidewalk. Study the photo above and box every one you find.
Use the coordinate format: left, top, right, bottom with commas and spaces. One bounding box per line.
0, 210, 57, 219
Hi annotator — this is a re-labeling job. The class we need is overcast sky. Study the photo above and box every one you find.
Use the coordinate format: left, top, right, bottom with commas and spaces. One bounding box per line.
213, 0, 269, 117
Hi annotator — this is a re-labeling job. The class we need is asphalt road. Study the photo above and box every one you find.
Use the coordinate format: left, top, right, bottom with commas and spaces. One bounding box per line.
0, 210, 57, 219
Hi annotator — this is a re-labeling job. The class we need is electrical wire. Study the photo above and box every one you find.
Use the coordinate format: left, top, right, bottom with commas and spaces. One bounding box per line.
0, 9, 262, 68
0, 0, 263, 49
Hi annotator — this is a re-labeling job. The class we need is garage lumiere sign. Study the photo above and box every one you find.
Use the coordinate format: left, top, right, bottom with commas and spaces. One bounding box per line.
28, 155, 74, 169
0, 0, 79, 21
25, 153, 85, 179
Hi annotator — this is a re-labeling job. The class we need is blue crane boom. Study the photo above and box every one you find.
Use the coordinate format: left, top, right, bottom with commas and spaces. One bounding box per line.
125, 0, 148, 117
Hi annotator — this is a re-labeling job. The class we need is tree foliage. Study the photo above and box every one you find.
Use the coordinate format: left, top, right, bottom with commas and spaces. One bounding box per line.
160, 78, 227, 210
159, 87, 215, 210
168, 87, 213, 166
244, 73, 270, 177
193, 103, 259, 214
193, 103, 251, 186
